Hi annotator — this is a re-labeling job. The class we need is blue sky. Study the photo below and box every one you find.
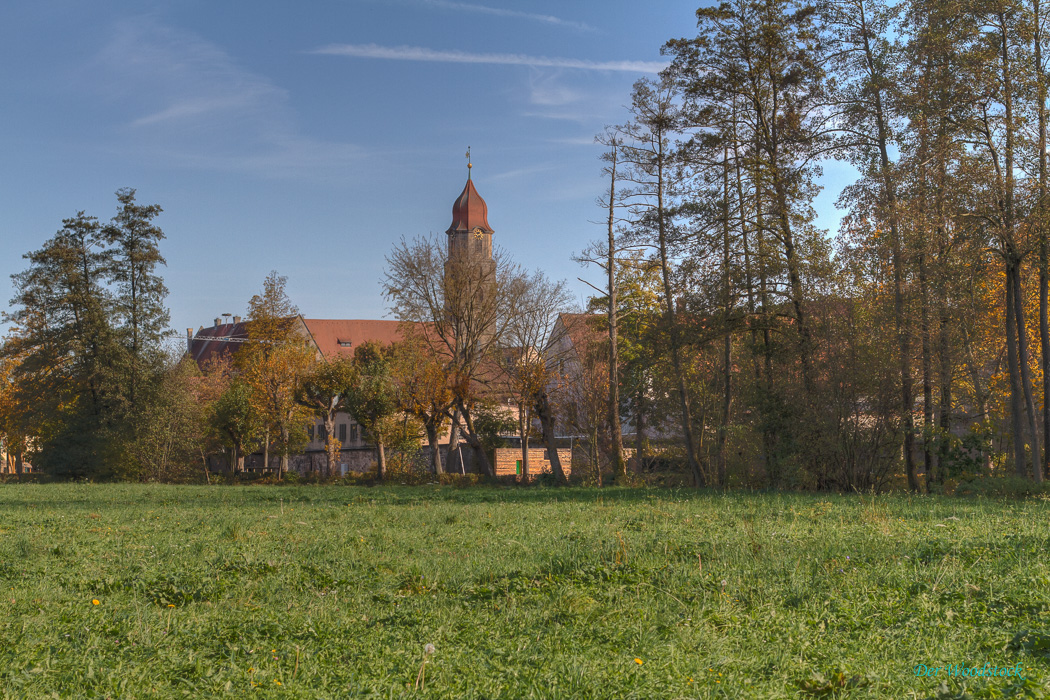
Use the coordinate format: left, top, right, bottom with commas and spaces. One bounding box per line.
0, 0, 850, 336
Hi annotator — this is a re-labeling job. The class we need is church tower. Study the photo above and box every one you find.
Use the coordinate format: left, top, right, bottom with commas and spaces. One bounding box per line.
445, 154, 496, 279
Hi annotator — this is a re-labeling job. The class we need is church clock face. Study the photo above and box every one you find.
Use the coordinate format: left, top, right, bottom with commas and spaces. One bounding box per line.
472, 227, 484, 239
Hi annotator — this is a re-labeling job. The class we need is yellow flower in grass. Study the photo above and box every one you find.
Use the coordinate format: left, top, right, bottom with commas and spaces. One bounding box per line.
634, 658, 643, 665
91, 599, 100, 606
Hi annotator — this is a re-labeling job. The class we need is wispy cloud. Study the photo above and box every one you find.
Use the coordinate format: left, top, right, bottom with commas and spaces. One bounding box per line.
87, 18, 363, 178
489, 163, 559, 181
311, 43, 665, 74
528, 72, 582, 107
421, 0, 596, 32
548, 135, 602, 146
520, 69, 632, 125
130, 91, 276, 127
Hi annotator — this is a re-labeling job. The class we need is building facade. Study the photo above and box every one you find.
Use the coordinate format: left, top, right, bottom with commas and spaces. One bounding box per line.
188, 168, 506, 476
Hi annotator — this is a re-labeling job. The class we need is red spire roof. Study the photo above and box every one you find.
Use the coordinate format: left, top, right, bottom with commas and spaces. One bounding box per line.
447, 176, 494, 235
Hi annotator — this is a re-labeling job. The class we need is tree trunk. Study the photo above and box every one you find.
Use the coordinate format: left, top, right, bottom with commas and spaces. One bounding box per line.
937, 298, 952, 486
1006, 264, 1029, 476
605, 143, 626, 482
325, 413, 339, 477
718, 146, 733, 489
1013, 270, 1044, 482
648, 133, 703, 487
590, 424, 602, 487
447, 409, 461, 455
519, 408, 530, 481
263, 428, 270, 475
536, 390, 566, 482
773, 180, 814, 393
996, 13, 1039, 481
458, 402, 493, 476
425, 422, 443, 474
861, 13, 918, 493
279, 426, 289, 478
376, 435, 386, 480
1038, 0, 1050, 478
752, 136, 777, 484
963, 324, 993, 473
919, 247, 934, 492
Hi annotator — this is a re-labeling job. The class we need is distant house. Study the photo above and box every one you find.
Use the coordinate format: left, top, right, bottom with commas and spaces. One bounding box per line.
187, 316, 406, 474
187, 167, 570, 478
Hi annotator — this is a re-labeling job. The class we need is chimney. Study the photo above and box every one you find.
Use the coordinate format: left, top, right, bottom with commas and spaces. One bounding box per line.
186, 328, 194, 355
233, 315, 242, 324
214, 317, 222, 327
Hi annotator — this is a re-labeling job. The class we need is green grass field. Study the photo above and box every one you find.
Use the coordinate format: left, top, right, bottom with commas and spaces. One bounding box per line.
0, 484, 1048, 698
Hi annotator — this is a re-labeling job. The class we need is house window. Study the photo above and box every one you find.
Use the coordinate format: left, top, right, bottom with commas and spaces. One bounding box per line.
308, 425, 315, 441
319, 425, 327, 441
338, 340, 352, 348
353, 425, 361, 442
339, 424, 347, 443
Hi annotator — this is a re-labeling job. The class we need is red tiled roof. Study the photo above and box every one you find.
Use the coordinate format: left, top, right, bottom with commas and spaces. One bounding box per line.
300, 319, 405, 359
188, 318, 410, 367
447, 177, 494, 235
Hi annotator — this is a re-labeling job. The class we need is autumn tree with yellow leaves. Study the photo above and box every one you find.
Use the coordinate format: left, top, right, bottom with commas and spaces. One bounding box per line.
236, 271, 315, 478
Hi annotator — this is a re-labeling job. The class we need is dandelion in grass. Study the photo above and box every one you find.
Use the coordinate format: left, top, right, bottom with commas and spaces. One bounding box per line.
416, 643, 436, 690
91, 599, 100, 606
634, 658, 643, 665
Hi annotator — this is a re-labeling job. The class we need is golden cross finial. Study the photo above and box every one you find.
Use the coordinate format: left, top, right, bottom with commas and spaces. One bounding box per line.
466, 146, 472, 178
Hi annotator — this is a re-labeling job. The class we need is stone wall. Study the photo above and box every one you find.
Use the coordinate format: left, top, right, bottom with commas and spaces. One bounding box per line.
493, 448, 572, 479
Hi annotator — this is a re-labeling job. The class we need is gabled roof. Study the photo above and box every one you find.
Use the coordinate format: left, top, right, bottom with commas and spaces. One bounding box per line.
189, 321, 249, 366
187, 317, 408, 368
300, 319, 404, 359
447, 176, 494, 235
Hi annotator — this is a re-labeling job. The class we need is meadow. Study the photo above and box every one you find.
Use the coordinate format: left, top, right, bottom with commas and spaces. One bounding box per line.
0, 484, 1047, 699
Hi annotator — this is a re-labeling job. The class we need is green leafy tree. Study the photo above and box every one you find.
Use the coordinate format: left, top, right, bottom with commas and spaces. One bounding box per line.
102, 188, 169, 417
298, 355, 355, 475
211, 378, 263, 474
344, 341, 399, 480
3, 212, 125, 477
